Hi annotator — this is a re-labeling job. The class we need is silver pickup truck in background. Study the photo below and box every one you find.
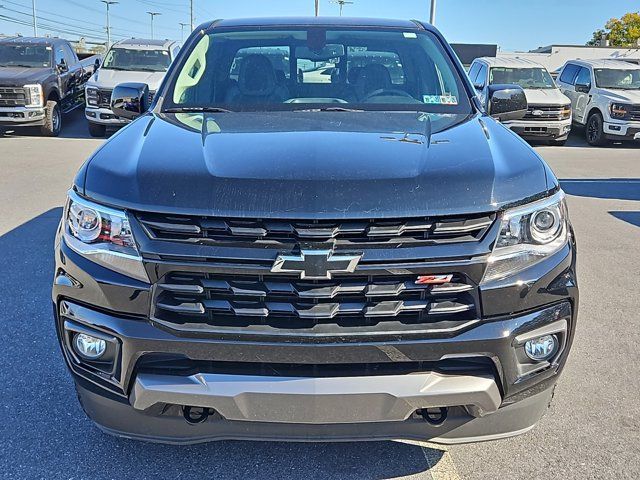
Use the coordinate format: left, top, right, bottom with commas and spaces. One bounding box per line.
85, 38, 179, 137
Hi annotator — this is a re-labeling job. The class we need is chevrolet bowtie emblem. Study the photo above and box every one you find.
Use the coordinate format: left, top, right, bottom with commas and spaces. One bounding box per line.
271, 250, 362, 279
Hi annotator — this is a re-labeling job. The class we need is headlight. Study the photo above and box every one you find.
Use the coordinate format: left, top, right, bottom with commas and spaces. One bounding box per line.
86, 87, 99, 107
482, 190, 569, 283
561, 104, 571, 120
610, 103, 632, 119
23, 84, 43, 107
63, 190, 149, 282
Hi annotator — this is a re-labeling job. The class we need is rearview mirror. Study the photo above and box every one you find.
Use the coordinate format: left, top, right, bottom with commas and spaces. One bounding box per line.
575, 82, 591, 94
295, 44, 345, 62
486, 84, 528, 122
111, 82, 149, 120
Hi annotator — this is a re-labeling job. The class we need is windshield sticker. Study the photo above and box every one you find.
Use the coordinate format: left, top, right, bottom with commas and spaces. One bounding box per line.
423, 95, 458, 105
403, 32, 417, 39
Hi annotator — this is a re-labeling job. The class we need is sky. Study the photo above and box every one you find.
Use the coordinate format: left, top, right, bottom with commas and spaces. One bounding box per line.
0, 0, 637, 52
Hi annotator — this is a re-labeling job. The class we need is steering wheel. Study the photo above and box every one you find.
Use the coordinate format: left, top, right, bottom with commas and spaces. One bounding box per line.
361, 88, 415, 102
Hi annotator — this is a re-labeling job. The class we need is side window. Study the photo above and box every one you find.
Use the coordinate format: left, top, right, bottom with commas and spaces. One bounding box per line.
62, 44, 76, 64
467, 62, 481, 84
559, 64, 579, 85
575, 67, 591, 87
54, 47, 64, 66
473, 64, 487, 88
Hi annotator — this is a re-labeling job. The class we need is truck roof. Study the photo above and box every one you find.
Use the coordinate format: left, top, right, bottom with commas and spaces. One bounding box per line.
568, 58, 640, 70
211, 17, 427, 30
113, 38, 177, 49
0, 36, 65, 46
474, 57, 548, 69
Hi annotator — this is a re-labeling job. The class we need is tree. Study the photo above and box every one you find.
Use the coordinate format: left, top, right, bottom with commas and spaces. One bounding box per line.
587, 12, 640, 47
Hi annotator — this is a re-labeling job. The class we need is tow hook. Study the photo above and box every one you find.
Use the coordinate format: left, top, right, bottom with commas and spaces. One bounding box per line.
182, 406, 213, 424
418, 407, 448, 426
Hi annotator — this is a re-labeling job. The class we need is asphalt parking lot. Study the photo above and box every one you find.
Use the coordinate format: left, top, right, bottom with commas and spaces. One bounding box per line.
1, 110, 639, 480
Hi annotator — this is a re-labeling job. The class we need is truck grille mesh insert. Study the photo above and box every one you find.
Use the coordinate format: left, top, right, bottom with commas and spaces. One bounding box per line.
0, 87, 26, 107
523, 104, 568, 121
151, 272, 480, 337
137, 213, 495, 247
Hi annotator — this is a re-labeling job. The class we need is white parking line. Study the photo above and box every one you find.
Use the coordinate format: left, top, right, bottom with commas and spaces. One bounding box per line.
420, 443, 461, 480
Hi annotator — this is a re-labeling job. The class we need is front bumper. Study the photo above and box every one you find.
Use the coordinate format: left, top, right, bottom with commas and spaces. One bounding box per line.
0, 106, 46, 126
504, 119, 572, 139
604, 120, 640, 141
53, 220, 578, 443
85, 106, 128, 125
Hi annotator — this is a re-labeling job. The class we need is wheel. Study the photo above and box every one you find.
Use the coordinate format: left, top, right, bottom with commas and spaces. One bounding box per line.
549, 138, 567, 146
88, 121, 106, 137
40, 100, 62, 136
585, 112, 608, 146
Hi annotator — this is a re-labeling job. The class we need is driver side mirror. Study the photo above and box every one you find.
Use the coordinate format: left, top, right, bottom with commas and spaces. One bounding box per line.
94, 58, 101, 70
57, 58, 68, 73
487, 84, 528, 122
111, 82, 149, 120
575, 82, 591, 94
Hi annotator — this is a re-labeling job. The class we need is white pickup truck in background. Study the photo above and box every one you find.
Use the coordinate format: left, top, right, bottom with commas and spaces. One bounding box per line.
556, 59, 640, 146
85, 38, 180, 137
469, 57, 572, 145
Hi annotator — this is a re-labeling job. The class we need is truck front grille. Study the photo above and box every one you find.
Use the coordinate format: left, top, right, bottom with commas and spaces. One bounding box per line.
523, 104, 568, 121
629, 106, 640, 122
151, 271, 480, 338
97, 89, 112, 109
98, 89, 155, 109
137, 213, 495, 248
0, 87, 26, 107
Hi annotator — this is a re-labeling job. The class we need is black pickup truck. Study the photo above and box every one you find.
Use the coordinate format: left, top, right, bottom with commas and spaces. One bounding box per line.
0, 37, 99, 136
54, 17, 578, 444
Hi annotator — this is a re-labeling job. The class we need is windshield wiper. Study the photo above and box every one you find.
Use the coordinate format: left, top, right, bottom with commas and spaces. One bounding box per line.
292, 106, 365, 112
164, 106, 234, 113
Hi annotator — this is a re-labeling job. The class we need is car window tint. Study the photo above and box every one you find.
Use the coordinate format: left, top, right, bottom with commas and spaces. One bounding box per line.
474, 64, 487, 87
574, 67, 591, 87
559, 64, 579, 85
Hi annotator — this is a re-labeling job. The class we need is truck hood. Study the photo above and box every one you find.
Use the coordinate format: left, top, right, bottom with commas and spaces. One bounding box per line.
81, 111, 552, 218
0, 66, 52, 86
594, 88, 640, 104
523, 88, 570, 106
89, 68, 166, 91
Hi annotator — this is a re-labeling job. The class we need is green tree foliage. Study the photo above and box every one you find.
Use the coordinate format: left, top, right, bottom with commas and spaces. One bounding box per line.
587, 12, 640, 47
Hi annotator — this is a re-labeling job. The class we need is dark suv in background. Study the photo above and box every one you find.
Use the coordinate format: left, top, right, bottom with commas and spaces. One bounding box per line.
53, 17, 578, 444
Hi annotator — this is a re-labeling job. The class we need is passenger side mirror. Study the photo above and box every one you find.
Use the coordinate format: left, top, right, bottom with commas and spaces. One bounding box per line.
575, 82, 591, 94
486, 84, 528, 122
111, 82, 149, 120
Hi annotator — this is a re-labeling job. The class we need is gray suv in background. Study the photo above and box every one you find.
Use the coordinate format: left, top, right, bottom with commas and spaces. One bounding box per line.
85, 38, 179, 136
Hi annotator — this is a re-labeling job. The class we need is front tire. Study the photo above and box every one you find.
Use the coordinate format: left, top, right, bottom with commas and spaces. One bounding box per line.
40, 100, 61, 137
88, 121, 106, 137
585, 112, 608, 146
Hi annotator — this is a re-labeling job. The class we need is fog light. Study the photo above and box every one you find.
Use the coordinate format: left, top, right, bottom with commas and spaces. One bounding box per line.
73, 333, 106, 359
524, 335, 557, 361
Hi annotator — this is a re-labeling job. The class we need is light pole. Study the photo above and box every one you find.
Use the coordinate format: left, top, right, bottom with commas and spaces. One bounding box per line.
147, 11, 161, 39
429, 0, 436, 25
31, 0, 37, 36
190, 0, 194, 31
100, 1, 118, 50
332, 0, 354, 16
314, 0, 319, 16
179, 22, 189, 42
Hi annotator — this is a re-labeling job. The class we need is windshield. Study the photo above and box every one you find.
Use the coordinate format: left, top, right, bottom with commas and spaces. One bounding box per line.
594, 68, 640, 90
102, 48, 170, 72
0, 44, 52, 68
165, 27, 471, 113
489, 67, 555, 89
